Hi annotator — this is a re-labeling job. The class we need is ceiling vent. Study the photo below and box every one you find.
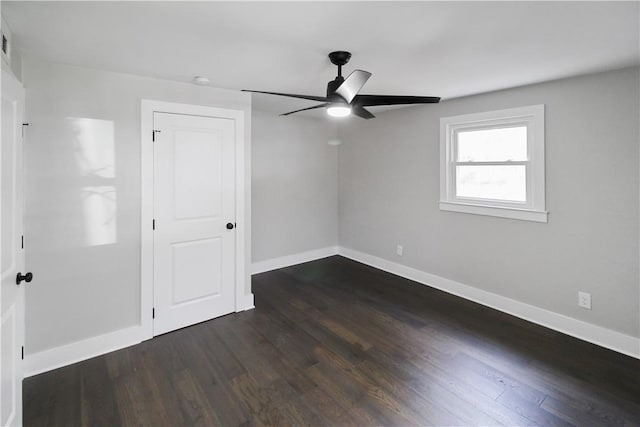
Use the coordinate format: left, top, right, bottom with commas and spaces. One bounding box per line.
1, 18, 12, 65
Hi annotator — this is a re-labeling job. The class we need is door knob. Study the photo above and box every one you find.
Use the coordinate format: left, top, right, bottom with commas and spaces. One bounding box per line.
16, 272, 33, 285
226, 222, 235, 230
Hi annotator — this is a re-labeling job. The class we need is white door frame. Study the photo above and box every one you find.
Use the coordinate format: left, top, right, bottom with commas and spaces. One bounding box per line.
141, 100, 248, 340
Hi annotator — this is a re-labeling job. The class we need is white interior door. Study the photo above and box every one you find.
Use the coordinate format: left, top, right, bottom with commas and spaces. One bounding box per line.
1, 68, 25, 427
153, 112, 236, 336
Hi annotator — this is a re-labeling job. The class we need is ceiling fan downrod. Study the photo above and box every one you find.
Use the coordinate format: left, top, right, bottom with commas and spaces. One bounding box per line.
327, 51, 352, 98
328, 51, 352, 78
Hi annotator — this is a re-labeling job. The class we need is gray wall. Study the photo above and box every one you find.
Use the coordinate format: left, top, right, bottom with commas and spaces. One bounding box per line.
21, 56, 640, 355
252, 110, 338, 262
339, 67, 640, 338
22, 58, 252, 354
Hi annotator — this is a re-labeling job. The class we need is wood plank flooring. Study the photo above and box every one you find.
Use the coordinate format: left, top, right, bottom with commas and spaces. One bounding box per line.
24, 256, 640, 426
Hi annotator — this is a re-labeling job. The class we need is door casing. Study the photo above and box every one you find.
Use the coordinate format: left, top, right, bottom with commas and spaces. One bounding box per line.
141, 100, 249, 340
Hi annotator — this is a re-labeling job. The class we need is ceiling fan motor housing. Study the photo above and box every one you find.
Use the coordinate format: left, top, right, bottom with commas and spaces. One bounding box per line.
326, 77, 346, 99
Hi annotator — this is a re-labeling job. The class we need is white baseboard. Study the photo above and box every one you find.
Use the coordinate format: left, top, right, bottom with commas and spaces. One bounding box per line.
237, 293, 255, 311
24, 325, 145, 378
26, 291, 256, 378
338, 246, 640, 359
251, 246, 339, 275
26, 244, 637, 378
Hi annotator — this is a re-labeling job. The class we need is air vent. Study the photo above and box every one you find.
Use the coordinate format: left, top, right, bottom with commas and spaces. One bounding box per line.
1, 18, 12, 66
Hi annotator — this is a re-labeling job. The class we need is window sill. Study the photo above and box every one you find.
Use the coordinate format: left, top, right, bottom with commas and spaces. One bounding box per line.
439, 201, 548, 223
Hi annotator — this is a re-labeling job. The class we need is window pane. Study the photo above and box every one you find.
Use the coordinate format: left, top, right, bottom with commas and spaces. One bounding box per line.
456, 165, 526, 202
457, 126, 527, 161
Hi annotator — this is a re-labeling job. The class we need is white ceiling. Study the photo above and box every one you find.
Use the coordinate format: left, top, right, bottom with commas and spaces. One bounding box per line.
4, 1, 639, 118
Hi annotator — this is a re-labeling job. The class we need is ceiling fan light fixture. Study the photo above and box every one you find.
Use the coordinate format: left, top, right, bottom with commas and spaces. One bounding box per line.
327, 104, 351, 117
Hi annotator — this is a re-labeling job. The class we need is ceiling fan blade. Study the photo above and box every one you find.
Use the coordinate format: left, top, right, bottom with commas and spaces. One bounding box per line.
352, 105, 375, 120
242, 89, 328, 102
353, 95, 441, 106
280, 103, 329, 116
334, 70, 372, 103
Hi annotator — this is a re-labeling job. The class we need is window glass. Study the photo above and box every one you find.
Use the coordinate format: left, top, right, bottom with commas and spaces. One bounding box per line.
456, 126, 527, 162
456, 165, 526, 202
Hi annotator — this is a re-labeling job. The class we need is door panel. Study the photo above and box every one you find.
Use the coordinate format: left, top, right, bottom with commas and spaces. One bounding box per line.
1, 96, 16, 274
171, 238, 222, 304
1, 68, 25, 427
173, 130, 223, 219
153, 112, 236, 336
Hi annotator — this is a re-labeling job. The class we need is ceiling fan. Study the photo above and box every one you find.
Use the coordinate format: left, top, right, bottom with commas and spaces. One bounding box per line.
242, 51, 440, 119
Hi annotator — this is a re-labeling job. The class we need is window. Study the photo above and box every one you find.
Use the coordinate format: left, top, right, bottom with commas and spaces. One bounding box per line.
440, 105, 547, 222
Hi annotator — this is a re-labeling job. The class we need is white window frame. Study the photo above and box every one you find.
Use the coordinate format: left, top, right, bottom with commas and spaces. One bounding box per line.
439, 105, 547, 223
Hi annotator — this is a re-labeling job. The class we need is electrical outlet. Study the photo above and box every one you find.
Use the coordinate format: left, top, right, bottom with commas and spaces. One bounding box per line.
396, 245, 403, 256
578, 292, 592, 310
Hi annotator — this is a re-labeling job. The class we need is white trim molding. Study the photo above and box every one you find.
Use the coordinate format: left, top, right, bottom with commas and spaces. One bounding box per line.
440, 105, 547, 222
24, 326, 144, 378
251, 246, 339, 275
338, 246, 640, 359
236, 294, 255, 312
439, 201, 548, 222
24, 245, 638, 377
141, 100, 252, 340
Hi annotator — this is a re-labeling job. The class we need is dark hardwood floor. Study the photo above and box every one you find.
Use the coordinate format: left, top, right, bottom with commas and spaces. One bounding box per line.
24, 256, 640, 426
